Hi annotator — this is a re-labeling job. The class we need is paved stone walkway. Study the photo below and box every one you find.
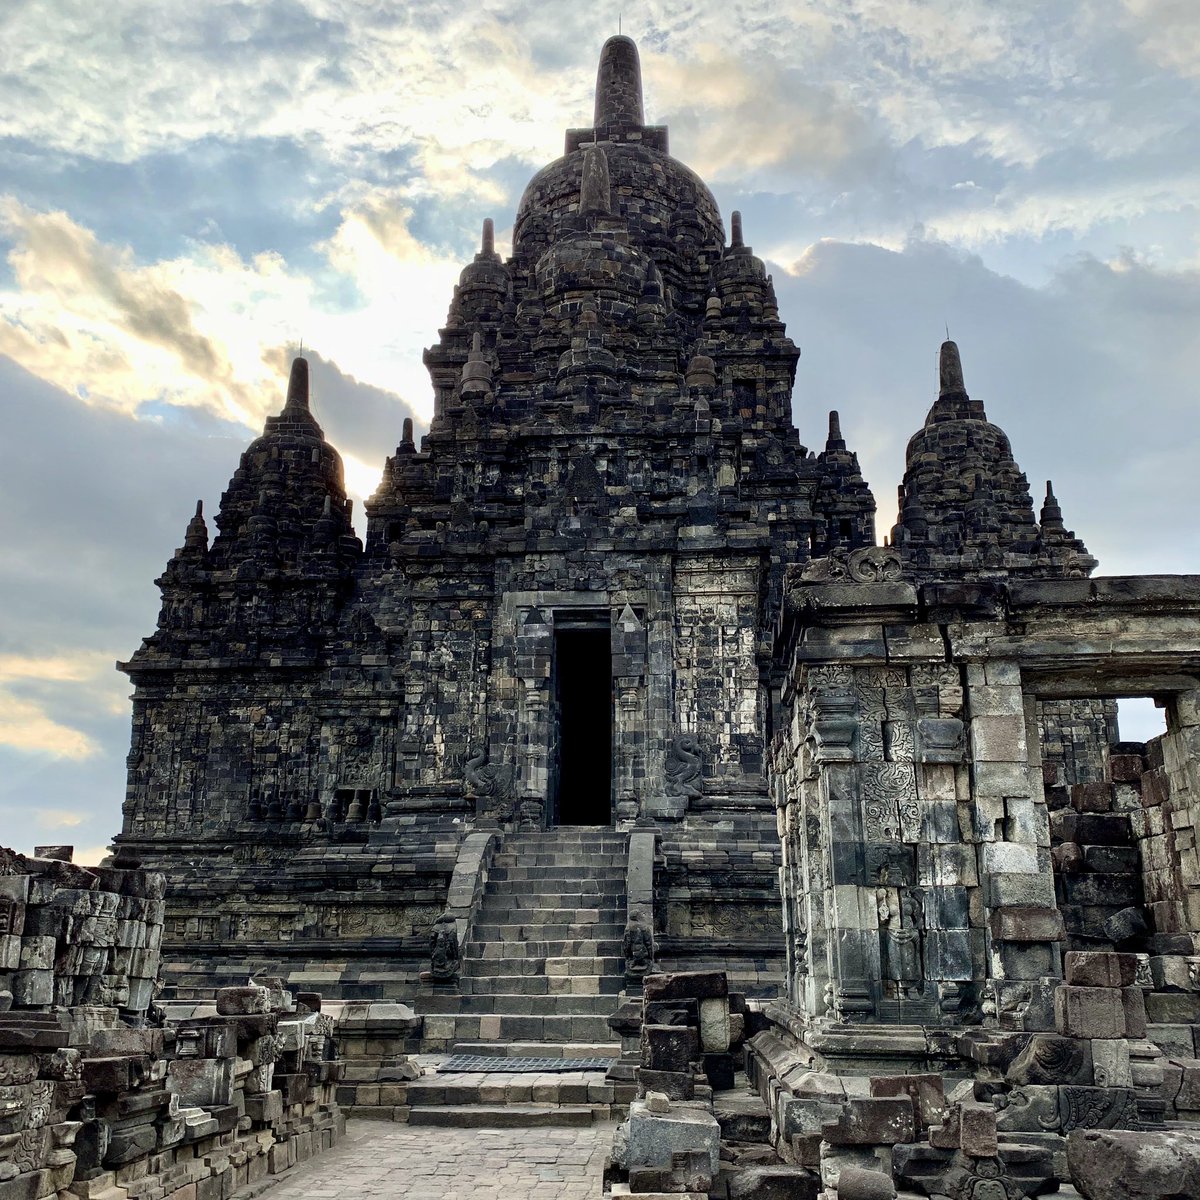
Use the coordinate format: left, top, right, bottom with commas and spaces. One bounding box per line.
262, 1118, 616, 1199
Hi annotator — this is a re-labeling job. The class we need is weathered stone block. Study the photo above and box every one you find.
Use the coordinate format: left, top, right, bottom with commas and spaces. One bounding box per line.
698, 997, 730, 1052
1064, 951, 1138, 988
1091, 1039, 1133, 1088
1006, 1034, 1092, 1085
1066, 1127, 1200, 1200
626, 1099, 720, 1176
959, 1102, 997, 1157
641, 1025, 699, 1073
643, 971, 728, 1002
822, 1097, 915, 1146
869, 1073, 945, 1130
989, 907, 1064, 943
834, 1166, 897, 1200
1055, 986, 1126, 1039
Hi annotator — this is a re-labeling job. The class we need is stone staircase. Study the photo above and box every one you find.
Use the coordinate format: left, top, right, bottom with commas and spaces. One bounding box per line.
450, 827, 627, 1046
407, 828, 629, 1126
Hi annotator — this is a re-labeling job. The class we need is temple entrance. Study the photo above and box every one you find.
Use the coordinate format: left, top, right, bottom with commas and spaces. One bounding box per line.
552, 626, 613, 825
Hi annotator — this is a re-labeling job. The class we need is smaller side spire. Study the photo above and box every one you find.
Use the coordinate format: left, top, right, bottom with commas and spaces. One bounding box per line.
1040, 480, 1064, 530
401, 417, 415, 448
183, 500, 208, 550
481, 217, 495, 258
826, 410, 845, 451
730, 211, 744, 249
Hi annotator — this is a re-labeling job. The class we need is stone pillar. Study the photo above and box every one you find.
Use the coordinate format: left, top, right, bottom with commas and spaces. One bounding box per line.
516, 607, 552, 823
1158, 689, 1200, 936
612, 604, 648, 823
965, 659, 1063, 1028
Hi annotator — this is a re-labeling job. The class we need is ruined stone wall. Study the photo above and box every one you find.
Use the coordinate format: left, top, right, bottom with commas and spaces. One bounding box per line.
0, 848, 346, 1198
1134, 702, 1200, 938
0, 848, 164, 1016
1038, 697, 1118, 786
771, 655, 977, 1024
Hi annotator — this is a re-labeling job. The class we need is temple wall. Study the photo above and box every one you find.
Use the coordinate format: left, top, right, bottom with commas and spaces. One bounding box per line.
1038, 697, 1118, 785
1138, 692, 1200, 936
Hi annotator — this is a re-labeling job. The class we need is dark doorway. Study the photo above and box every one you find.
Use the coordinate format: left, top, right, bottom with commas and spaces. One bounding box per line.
553, 628, 613, 825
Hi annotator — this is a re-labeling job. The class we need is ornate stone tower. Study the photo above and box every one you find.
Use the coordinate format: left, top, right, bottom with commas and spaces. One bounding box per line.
116, 36, 874, 996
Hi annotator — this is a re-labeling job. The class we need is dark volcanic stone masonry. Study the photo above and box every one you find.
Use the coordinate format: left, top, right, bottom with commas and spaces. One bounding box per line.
25, 31, 1196, 1200
110, 38, 1199, 1061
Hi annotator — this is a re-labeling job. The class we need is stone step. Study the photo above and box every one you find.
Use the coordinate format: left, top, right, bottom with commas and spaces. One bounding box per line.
491, 855, 625, 868
450, 1041, 621, 1059
407, 1077, 614, 1107
463, 955, 624, 974
502, 832, 626, 843
467, 934, 624, 954
470, 922, 625, 941
475, 903, 625, 922
406, 1103, 598, 1127
423, 1012, 618, 1044
454, 993, 619, 1015
461, 974, 623, 997
488, 866, 626, 882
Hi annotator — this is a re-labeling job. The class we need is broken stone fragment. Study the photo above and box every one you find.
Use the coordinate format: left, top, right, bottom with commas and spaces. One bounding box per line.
835, 1165, 897, 1200
1066, 1127, 1200, 1200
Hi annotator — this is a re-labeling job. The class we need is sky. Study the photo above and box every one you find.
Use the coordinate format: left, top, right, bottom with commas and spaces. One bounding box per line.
1, 0, 1197, 862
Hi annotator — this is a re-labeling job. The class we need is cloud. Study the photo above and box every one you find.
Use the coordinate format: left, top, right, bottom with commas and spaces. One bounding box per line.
0, 693, 97, 759
648, 44, 892, 188
1124, 0, 1200, 78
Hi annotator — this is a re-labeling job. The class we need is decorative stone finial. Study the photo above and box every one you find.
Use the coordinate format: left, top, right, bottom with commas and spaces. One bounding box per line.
461, 331, 493, 397
481, 218, 495, 257
939, 340, 965, 396
1040, 480, 1065, 529
285, 355, 310, 411
730, 211, 744, 249
183, 500, 208, 550
401, 417, 414, 447
827, 410, 845, 450
594, 35, 644, 128
580, 144, 612, 217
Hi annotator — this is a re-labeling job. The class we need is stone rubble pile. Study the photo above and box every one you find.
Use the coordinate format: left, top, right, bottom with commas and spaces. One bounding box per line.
0, 847, 345, 1200
744, 947, 1200, 1198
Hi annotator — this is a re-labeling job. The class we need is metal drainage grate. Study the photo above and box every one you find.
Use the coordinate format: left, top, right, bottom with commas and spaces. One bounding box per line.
437, 1055, 612, 1074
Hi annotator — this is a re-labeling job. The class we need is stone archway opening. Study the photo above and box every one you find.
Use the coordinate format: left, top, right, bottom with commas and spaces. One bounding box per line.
552, 626, 613, 826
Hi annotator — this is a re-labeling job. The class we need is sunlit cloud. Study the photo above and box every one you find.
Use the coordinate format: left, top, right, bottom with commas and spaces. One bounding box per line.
36, 809, 85, 829
0, 693, 97, 760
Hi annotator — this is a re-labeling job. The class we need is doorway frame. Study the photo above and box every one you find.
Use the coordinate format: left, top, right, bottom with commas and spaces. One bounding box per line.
550, 611, 614, 827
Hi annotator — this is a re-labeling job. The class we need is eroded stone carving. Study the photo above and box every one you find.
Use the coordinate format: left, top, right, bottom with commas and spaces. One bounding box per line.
664, 734, 702, 798
799, 545, 904, 583
623, 910, 654, 978
428, 911, 460, 984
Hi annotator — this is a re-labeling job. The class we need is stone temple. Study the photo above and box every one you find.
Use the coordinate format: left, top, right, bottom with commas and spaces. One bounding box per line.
2, 31, 1193, 1200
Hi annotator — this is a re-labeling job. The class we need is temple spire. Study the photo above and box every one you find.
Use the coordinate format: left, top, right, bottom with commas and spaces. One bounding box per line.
481, 217, 495, 257
594, 35, 644, 128
939, 340, 965, 397
284, 355, 311, 415
730, 211, 744, 249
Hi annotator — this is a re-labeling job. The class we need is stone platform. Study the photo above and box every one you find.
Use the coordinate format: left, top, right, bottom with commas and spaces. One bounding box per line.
261, 1117, 618, 1199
